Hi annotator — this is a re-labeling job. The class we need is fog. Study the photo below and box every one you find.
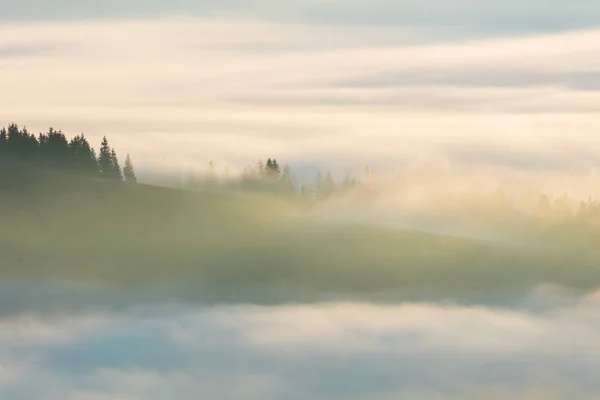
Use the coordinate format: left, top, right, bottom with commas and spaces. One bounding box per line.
1, 282, 599, 399
0, 158, 597, 398
3, 1, 600, 397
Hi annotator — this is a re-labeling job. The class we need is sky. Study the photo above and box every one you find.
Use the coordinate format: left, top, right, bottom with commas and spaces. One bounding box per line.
3, 3, 600, 398
1, 0, 600, 182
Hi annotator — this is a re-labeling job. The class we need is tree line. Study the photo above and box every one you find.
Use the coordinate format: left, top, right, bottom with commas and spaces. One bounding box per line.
186, 157, 366, 199
0, 123, 137, 183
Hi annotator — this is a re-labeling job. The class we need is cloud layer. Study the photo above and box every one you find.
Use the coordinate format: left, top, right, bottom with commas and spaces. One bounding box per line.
3, 0, 600, 37
1, 16, 600, 181
2, 284, 600, 399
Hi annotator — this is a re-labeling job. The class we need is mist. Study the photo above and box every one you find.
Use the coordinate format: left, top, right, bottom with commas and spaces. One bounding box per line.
3, 2, 600, 398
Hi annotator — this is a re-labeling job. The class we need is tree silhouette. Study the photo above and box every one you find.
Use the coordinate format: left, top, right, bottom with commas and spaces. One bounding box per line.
123, 153, 137, 183
39, 128, 70, 167
0, 123, 133, 183
110, 149, 122, 181
69, 134, 98, 176
265, 158, 281, 179
280, 165, 296, 192
98, 136, 121, 180
0, 128, 7, 156
98, 136, 113, 175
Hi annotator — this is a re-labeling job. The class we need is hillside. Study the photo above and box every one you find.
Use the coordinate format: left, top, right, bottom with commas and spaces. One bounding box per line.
1, 160, 600, 305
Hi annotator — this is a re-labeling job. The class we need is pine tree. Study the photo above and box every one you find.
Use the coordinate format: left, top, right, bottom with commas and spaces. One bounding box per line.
7, 124, 21, 157
69, 134, 98, 176
98, 136, 113, 176
39, 128, 69, 167
257, 159, 266, 179
271, 159, 281, 178
0, 128, 7, 155
110, 148, 122, 181
123, 153, 137, 183
280, 165, 296, 192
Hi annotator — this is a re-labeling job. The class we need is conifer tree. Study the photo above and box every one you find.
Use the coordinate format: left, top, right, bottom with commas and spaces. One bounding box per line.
98, 137, 111, 173
123, 153, 137, 183
257, 159, 266, 179
98, 136, 116, 178
39, 128, 69, 167
69, 134, 98, 176
0, 128, 7, 155
271, 159, 281, 178
280, 165, 296, 192
110, 148, 122, 181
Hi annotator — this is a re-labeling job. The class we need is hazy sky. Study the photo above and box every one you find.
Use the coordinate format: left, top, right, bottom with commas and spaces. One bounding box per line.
1, 1, 600, 179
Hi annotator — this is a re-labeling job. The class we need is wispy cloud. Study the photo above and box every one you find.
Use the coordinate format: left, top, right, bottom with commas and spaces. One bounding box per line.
1, 17, 599, 179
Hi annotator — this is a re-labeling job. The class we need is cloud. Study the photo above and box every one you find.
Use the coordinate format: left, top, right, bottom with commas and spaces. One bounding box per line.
2, 0, 600, 38
0, 17, 599, 180
2, 287, 600, 399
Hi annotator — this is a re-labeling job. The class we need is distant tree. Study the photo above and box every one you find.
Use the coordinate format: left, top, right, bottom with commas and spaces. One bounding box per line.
38, 128, 69, 167
7, 124, 22, 157
110, 149, 122, 180
313, 171, 324, 198
272, 159, 281, 177
342, 174, 357, 192
0, 128, 7, 155
98, 136, 112, 174
123, 153, 137, 183
265, 158, 281, 179
280, 165, 296, 192
257, 159, 266, 179
322, 172, 336, 198
20, 127, 39, 161
204, 160, 218, 190
98, 136, 121, 180
69, 134, 98, 176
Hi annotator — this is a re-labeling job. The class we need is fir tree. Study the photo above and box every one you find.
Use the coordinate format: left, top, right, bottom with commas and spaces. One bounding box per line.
69, 134, 98, 176
0, 128, 7, 155
39, 128, 69, 167
123, 153, 137, 183
280, 165, 296, 192
98, 136, 121, 180
271, 159, 281, 178
98, 137, 112, 175
110, 148, 122, 181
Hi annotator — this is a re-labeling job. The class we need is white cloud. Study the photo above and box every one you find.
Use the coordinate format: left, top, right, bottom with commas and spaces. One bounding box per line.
0, 17, 599, 180
1, 286, 600, 399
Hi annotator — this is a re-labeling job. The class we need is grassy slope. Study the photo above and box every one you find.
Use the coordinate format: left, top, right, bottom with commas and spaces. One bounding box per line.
1, 160, 599, 301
